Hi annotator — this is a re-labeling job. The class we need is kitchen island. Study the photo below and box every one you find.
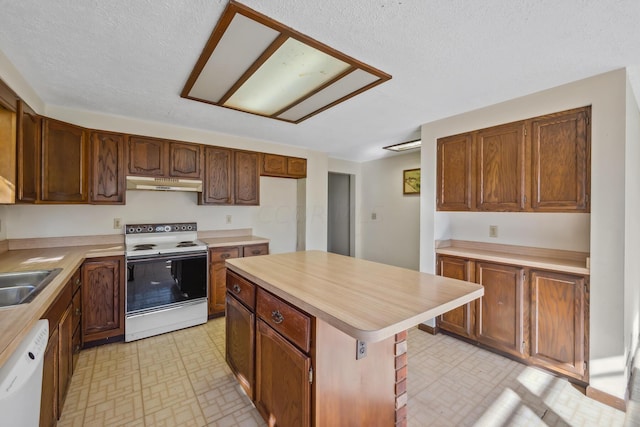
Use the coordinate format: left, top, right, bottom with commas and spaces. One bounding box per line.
225, 250, 484, 426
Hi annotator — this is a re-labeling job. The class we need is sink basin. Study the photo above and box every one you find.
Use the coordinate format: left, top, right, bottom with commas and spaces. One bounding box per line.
0, 269, 62, 307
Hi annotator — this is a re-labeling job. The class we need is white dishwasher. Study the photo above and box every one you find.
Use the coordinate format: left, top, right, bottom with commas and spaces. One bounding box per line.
0, 319, 49, 427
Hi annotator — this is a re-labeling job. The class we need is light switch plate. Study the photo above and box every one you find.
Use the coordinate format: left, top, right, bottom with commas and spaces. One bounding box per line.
489, 225, 498, 238
226, 215, 232, 224
113, 218, 122, 229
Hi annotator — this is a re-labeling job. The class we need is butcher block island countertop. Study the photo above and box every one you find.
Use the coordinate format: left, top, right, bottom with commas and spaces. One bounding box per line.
226, 250, 484, 343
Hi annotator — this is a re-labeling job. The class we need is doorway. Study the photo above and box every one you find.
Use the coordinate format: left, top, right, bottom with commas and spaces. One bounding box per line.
327, 172, 355, 256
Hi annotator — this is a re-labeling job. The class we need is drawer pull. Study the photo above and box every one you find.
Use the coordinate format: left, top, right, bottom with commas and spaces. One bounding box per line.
252, 249, 261, 255
221, 253, 231, 259
75, 278, 81, 285
75, 308, 81, 316
271, 310, 284, 324
232, 284, 241, 294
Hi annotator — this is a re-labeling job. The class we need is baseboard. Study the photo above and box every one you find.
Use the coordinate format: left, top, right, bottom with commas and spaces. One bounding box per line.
418, 323, 439, 335
586, 386, 626, 412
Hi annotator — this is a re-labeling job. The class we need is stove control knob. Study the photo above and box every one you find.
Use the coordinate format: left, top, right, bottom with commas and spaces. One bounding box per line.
128, 227, 135, 233
187, 225, 193, 230
136, 227, 141, 233
164, 225, 171, 232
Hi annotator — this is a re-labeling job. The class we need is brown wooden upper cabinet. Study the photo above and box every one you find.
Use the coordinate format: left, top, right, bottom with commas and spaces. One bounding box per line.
531, 108, 590, 212
90, 131, 126, 204
16, 101, 41, 203
260, 153, 307, 179
199, 146, 233, 205
0, 79, 18, 204
235, 150, 259, 205
436, 133, 474, 211
436, 106, 591, 213
41, 119, 89, 203
128, 136, 202, 179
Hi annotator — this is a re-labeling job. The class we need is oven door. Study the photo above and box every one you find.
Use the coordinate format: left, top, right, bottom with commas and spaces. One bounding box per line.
126, 252, 208, 315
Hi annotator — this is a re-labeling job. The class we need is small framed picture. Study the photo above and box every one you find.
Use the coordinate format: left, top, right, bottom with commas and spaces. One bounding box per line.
403, 168, 420, 195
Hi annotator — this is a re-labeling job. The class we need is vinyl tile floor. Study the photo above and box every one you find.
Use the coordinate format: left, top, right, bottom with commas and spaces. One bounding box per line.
57, 319, 625, 426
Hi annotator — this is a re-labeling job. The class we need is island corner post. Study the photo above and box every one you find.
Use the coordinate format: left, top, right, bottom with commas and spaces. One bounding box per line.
224, 250, 484, 426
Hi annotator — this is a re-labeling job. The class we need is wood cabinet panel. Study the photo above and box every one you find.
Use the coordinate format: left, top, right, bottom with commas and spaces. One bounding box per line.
226, 269, 255, 310
436, 255, 476, 339
16, 101, 40, 202
57, 305, 73, 413
255, 319, 311, 427
40, 327, 58, 427
225, 293, 255, 399
199, 146, 233, 205
209, 247, 240, 317
127, 136, 167, 177
437, 133, 474, 211
0, 81, 17, 204
531, 107, 590, 212
476, 122, 526, 211
90, 131, 126, 204
243, 243, 269, 257
82, 256, 124, 342
169, 141, 201, 178
0, 78, 18, 111
257, 289, 311, 353
287, 157, 307, 178
234, 150, 259, 205
476, 262, 527, 358
260, 153, 307, 179
530, 270, 586, 379
41, 119, 88, 203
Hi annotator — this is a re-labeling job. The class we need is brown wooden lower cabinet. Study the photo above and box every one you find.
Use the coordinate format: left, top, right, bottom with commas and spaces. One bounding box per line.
82, 256, 125, 344
209, 243, 268, 318
226, 270, 397, 427
40, 268, 82, 427
255, 319, 311, 427
436, 254, 588, 383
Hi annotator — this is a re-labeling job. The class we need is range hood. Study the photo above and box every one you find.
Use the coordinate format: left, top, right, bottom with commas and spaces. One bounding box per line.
126, 176, 203, 192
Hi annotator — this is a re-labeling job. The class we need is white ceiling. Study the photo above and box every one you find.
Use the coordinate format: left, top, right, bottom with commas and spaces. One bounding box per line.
1, 0, 640, 162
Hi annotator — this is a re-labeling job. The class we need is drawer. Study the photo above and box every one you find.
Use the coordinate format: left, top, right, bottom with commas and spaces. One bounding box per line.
243, 243, 268, 257
257, 288, 311, 353
72, 288, 81, 328
227, 270, 256, 310
210, 246, 240, 263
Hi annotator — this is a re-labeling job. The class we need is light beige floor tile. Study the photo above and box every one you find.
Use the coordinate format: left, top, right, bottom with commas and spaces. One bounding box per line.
56, 409, 86, 427
197, 376, 254, 424
83, 391, 144, 426
144, 397, 206, 427
142, 375, 197, 415
86, 367, 142, 407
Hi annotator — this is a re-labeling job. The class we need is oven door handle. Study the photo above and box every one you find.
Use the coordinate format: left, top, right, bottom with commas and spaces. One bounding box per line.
126, 252, 207, 264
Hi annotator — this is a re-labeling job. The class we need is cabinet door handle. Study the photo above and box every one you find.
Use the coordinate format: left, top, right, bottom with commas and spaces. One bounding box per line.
232, 284, 241, 294
271, 310, 284, 324
75, 278, 81, 285
75, 308, 81, 316
74, 344, 81, 354
221, 253, 230, 259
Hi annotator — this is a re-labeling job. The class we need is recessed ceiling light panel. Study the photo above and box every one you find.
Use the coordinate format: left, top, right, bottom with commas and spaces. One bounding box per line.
383, 139, 422, 152
181, 1, 391, 123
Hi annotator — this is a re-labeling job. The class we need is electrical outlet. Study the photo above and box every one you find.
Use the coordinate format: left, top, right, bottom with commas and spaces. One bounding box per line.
489, 225, 498, 238
371, 213, 377, 220
113, 218, 122, 229
226, 215, 232, 224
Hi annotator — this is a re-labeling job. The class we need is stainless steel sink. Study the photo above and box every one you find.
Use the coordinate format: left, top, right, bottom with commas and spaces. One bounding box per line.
0, 269, 62, 307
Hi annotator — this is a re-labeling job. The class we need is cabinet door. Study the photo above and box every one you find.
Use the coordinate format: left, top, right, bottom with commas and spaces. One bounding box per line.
255, 319, 311, 427
42, 119, 89, 203
57, 305, 73, 415
436, 256, 475, 339
0, 103, 16, 204
82, 256, 124, 342
90, 131, 126, 204
437, 133, 474, 211
530, 270, 586, 379
169, 141, 201, 179
261, 153, 287, 177
476, 122, 525, 211
128, 136, 167, 176
235, 150, 259, 205
40, 327, 58, 427
200, 146, 233, 205
225, 294, 255, 399
476, 262, 527, 358
17, 101, 40, 202
531, 107, 590, 212
209, 247, 240, 316
287, 157, 307, 178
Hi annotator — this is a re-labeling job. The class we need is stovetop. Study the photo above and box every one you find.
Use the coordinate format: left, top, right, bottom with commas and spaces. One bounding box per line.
125, 222, 207, 257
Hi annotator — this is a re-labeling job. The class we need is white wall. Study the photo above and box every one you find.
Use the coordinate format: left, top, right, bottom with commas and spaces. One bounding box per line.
624, 72, 640, 384
360, 151, 421, 270
421, 69, 628, 397
0, 205, 6, 240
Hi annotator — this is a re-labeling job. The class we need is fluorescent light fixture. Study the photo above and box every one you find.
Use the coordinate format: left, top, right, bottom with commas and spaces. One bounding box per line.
181, 1, 391, 123
383, 139, 422, 152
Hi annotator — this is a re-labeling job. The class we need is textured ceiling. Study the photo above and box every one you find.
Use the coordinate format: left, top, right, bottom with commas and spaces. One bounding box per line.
0, 0, 639, 162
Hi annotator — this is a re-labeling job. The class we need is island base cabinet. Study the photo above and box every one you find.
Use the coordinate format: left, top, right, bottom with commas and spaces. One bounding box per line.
255, 319, 311, 427
225, 293, 255, 399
